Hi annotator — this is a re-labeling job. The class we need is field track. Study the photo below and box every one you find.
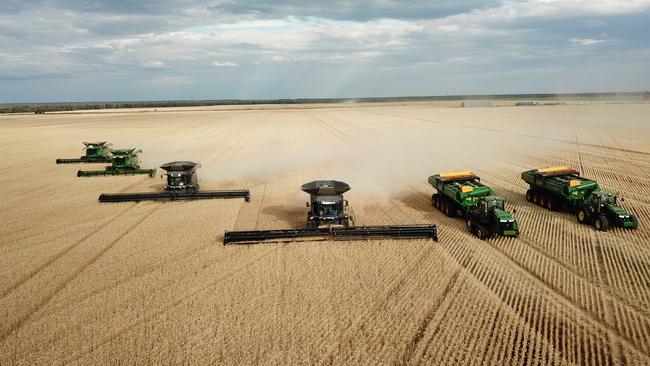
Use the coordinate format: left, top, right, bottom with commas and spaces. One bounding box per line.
1, 102, 649, 364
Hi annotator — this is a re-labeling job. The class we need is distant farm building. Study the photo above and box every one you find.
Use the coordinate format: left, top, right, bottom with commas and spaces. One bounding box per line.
461, 100, 493, 108
515, 101, 538, 106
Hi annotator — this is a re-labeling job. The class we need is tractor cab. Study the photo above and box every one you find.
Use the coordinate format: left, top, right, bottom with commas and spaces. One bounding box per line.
302, 180, 352, 229
481, 196, 519, 237
160, 161, 200, 192
585, 191, 638, 230
591, 191, 616, 211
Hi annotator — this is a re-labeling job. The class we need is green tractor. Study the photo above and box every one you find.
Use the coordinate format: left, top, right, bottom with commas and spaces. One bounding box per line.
77, 148, 156, 177
56, 142, 112, 164
429, 171, 519, 239
521, 166, 638, 231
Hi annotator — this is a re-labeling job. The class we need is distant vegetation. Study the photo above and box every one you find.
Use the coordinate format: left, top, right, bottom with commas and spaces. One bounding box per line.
1, 92, 647, 113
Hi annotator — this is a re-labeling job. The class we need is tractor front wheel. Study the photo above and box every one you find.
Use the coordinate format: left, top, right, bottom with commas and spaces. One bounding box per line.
594, 215, 609, 232
630, 215, 639, 229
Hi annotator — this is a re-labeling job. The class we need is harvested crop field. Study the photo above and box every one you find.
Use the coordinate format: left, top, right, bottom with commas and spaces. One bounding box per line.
1, 102, 649, 365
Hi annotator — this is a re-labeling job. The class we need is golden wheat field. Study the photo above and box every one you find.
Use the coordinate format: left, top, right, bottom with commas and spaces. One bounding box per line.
1, 102, 649, 365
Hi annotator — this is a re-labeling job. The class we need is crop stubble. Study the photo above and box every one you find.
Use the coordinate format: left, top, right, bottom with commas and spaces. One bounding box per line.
0, 103, 649, 365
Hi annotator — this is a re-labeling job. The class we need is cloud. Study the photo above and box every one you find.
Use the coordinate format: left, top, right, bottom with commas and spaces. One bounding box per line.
570, 38, 604, 45
1, 0, 650, 102
141, 60, 166, 69
212, 61, 239, 67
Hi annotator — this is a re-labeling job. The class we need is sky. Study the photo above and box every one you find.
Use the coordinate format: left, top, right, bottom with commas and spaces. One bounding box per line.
1, 0, 649, 102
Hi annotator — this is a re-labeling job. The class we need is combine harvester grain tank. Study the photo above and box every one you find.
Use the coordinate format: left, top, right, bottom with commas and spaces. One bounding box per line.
56, 142, 112, 164
428, 171, 519, 239
99, 161, 250, 202
521, 166, 638, 231
77, 148, 156, 177
224, 180, 437, 244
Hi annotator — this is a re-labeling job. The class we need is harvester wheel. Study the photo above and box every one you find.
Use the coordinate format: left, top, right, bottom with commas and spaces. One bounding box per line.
525, 189, 534, 202
594, 215, 609, 232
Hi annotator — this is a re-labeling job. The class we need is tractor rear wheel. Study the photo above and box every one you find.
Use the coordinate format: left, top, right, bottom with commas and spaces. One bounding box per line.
594, 215, 609, 231
526, 189, 534, 202
466, 218, 473, 232
476, 226, 490, 240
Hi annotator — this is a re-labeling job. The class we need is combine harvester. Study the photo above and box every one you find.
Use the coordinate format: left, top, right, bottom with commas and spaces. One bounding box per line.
77, 148, 156, 177
429, 171, 519, 239
521, 166, 638, 231
56, 142, 112, 164
224, 180, 437, 244
98, 161, 250, 202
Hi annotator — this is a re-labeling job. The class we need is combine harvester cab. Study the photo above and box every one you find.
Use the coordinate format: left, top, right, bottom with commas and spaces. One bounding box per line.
521, 166, 638, 231
429, 171, 519, 239
302, 180, 353, 229
56, 141, 112, 164
98, 161, 250, 202
77, 148, 156, 177
224, 180, 437, 245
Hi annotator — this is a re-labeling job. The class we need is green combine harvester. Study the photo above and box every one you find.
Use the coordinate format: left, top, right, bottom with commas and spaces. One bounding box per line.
77, 148, 156, 177
56, 142, 112, 164
521, 166, 638, 231
428, 171, 519, 239
98, 161, 250, 202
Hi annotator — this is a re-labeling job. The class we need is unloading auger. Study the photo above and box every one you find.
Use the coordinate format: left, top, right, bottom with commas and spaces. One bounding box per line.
224, 180, 437, 245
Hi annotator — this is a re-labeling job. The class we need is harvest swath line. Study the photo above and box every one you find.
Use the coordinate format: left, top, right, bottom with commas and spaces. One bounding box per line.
365, 110, 650, 156
0, 203, 139, 298
481, 237, 650, 361
61, 245, 283, 364
0, 204, 160, 342
401, 266, 461, 365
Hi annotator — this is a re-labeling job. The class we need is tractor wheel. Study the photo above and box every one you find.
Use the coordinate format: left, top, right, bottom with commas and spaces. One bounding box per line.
476, 226, 490, 240
431, 194, 437, 208
446, 203, 455, 218
594, 215, 609, 232
577, 208, 590, 224
466, 218, 473, 231
525, 189, 534, 202
630, 215, 639, 229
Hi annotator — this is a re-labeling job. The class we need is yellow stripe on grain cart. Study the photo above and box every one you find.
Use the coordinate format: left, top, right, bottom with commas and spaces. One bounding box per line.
439, 171, 475, 180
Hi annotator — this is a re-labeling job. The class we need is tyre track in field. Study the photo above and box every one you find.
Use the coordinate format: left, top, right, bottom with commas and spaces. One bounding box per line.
318, 242, 436, 365
363, 110, 650, 156
63, 245, 283, 364
0, 204, 160, 343
0, 203, 140, 298
399, 266, 461, 365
